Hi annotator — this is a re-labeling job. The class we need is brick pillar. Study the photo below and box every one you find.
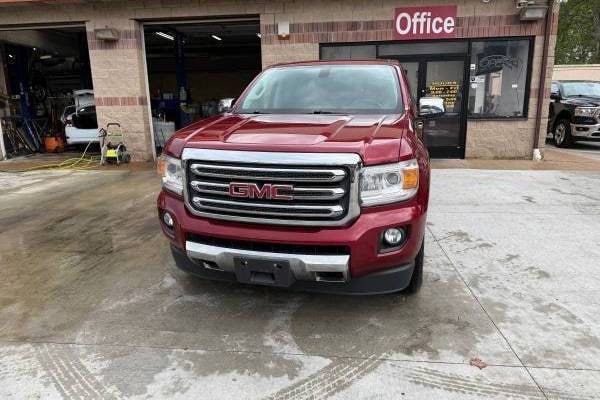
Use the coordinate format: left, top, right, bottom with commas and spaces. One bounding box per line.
536, 2, 560, 153
86, 19, 154, 162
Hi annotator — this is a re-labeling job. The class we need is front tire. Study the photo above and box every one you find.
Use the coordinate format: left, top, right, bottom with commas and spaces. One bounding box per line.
554, 120, 573, 148
403, 238, 424, 294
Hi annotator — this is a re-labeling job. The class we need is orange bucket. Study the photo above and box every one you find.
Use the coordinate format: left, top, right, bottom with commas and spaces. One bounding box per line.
44, 136, 65, 153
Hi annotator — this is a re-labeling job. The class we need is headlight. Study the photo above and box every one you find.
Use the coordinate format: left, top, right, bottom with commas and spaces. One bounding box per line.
360, 159, 419, 207
574, 107, 600, 118
158, 155, 183, 195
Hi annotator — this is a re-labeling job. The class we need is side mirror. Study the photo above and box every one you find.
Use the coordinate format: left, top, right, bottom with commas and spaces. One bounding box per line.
419, 96, 446, 118
218, 98, 236, 113
550, 92, 561, 101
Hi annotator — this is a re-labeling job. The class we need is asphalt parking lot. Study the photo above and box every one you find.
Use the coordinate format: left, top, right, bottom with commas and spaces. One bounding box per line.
1, 168, 600, 399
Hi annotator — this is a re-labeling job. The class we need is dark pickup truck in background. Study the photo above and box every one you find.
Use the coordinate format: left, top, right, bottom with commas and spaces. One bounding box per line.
548, 80, 600, 147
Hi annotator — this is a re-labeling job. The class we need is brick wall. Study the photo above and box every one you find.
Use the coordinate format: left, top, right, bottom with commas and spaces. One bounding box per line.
0, 0, 557, 160
85, 18, 153, 162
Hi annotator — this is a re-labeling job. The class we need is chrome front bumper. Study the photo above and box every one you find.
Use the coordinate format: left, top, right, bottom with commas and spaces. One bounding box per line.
172, 243, 414, 294
185, 240, 350, 282
571, 123, 600, 139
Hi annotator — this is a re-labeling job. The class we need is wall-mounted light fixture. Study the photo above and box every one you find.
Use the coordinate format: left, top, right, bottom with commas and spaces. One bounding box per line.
94, 28, 120, 41
277, 21, 290, 40
519, 5, 548, 20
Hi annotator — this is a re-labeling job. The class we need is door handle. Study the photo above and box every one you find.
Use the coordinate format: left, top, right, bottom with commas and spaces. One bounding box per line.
416, 120, 424, 130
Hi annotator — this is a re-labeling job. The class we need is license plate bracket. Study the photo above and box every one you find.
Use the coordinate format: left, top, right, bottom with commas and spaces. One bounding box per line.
233, 257, 294, 287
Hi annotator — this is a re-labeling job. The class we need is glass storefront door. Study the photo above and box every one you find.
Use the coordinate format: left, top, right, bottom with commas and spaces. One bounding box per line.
393, 57, 467, 158
421, 59, 465, 157
401, 61, 419, 101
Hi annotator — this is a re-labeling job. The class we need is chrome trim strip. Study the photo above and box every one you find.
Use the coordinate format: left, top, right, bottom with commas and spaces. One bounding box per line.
190, 181, 229, 196
181, 149, 362, 227
192, 197, 344, 217
190, 163, 346, 182
190, 180, 345, 200
182, 148, 362, 166
291, 187, 345, 200
186, 240, 349, 281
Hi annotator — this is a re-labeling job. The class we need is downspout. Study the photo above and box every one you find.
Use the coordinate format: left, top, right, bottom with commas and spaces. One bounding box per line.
532, 0, 555, 161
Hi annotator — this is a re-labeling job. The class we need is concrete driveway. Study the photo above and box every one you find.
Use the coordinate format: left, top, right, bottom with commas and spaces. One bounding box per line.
0, 169, 599, 399
546, 141, 600, 163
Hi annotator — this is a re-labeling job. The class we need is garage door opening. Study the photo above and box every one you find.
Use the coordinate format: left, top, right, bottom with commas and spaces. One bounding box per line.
0, 25, 95, 160
143, 18, 262, 151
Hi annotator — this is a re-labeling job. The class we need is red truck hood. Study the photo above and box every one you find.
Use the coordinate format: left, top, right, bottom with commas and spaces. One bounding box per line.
166, 113, 409, 165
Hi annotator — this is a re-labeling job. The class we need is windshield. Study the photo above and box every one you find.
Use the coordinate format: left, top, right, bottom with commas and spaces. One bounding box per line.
236, 65, 402, 114
561, 81, 600, 98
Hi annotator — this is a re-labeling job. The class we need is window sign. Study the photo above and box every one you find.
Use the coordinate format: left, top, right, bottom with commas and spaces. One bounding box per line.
427, 80, 460, 109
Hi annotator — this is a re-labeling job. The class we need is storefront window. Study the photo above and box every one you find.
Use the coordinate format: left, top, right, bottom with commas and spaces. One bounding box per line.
320, 45, 376, 60
468, 39, 531, 118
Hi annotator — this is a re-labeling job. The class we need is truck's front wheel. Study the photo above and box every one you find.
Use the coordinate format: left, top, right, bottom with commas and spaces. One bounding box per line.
403, 238, 424, 294
554, 120, 573, 148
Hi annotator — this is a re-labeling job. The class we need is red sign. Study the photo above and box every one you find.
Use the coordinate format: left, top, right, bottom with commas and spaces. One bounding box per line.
393, 6, 457, 40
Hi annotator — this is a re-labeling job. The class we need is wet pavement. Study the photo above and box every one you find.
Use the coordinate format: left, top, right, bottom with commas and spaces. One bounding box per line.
546, 142, 600, 164
1, 169, 599, 399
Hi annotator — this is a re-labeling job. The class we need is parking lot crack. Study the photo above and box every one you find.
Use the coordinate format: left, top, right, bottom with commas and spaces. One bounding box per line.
427, 226, 550, 400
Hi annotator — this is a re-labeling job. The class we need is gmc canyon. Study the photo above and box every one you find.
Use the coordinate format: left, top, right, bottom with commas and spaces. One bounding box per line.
157, 60, 440, 294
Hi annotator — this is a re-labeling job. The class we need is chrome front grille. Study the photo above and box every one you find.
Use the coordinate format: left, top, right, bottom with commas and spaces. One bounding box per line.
190, 181, 346, 201
182, 149, 362, 226
189, 163, 347, 182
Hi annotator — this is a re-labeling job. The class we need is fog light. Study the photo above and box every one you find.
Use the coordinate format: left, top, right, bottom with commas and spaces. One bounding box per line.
383, 228, 405, 246
163, 212, 174, 228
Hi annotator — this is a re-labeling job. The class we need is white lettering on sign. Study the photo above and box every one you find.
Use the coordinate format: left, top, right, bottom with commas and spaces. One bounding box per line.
395, 12, 455, 36
444, 17, 455, 33
396, 13, 411, 35
432, 17, 443, 34
393, 6, 457, 40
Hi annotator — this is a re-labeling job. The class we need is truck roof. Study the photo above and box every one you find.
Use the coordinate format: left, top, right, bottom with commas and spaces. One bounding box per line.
267, 59, 402, 68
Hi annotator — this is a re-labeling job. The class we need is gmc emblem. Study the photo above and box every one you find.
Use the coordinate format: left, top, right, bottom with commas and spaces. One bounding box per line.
229, 182, 293, 201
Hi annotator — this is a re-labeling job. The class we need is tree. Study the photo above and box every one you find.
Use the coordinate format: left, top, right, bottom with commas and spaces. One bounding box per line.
555, 0, 600, 64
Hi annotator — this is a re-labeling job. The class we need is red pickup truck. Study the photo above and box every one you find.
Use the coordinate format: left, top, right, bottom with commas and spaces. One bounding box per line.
157, 60, 437, 294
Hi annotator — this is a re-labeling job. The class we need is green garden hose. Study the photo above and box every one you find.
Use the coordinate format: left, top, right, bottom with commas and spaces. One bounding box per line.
0, 139, 101, 173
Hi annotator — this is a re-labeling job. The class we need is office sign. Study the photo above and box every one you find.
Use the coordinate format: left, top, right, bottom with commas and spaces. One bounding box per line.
393, 6, 458, 40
